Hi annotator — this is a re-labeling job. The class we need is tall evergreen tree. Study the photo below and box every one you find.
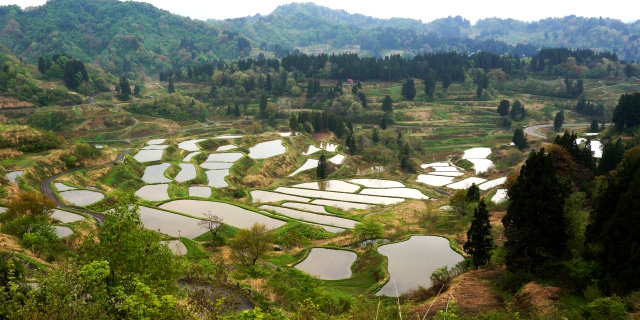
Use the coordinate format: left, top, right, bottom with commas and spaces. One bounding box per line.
497, 100, 510, 116
424, 72, 436, 98
466, 183, 480, 203
380, 114, 389, 130
382, 95, 393, 113
503, 149, 567, 273
510, 100, 525, 120
372, 127, 379, 144
612, 92, 640, 131
588, 119, 600, 133
259, 93, 268, 117
118, 77, 131, 100
37, 56, 46, 74
586, 146, 640, 293
167, 77, 175, 93
512, 127, 527, 150
553, 110, 565, 131
289, 114, 299, 132
316, 154, 328, 179
265, 74, 273, 92
598, 139, 624, 175
464, 200, 495, 268
401, 79, 416, 100
347, 135, 358, 155
133, 85, 141, 96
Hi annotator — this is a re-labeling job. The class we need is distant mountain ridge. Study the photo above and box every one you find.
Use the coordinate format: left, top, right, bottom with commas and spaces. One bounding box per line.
210, 2, 640, 61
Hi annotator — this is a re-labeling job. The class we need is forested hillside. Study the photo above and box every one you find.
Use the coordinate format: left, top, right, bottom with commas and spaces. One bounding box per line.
0, 0, 253, 77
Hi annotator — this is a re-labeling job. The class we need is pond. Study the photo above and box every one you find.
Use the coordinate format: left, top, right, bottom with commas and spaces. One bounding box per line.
310, 199, 370, 211
282, 202, 329, 214
200, 162, 234, 170
274, 187, 404, 205
189, 186, 211, 198
288, 159, 319, 177
360, 188, 428, 200
54, 182, 76, 191
248, 140, 286, 159
141, 163, 171, 184
462, 147, 491, 159
175, 163, 197, 182
160, 199, 287, 230
376, 236, 464, 297
491, 189, 508, 203
147, 139, 166, 145
416, 174, 455, 187
446, 177, 487, 190
183, 152, 201, 162
295, 248, 357, 280
162, 240, 188, 256
205, 169, 229, 188
205, 153, 244, 163
328, 154, 345, 165
53, 226, 74, 238
138, 206, 205, 239
134, 150, 164, 162
250, 190, 310, 203
466, 159, 494, 174
292, 180, 360, 193
349, 179, 404, 188
135, 184, 170, 201
51, 209, 84, 223
478, 177, 506, 190
6, 171, 23, 183
59, 190, 104, 206
260, 205, 357, 229
178, 139, 206, 152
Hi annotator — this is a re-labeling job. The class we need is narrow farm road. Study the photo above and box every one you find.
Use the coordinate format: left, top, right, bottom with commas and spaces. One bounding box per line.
524, 123, 591, 139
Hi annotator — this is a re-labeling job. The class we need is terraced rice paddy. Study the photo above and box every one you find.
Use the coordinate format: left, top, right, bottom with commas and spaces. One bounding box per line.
295, 248, 357, 280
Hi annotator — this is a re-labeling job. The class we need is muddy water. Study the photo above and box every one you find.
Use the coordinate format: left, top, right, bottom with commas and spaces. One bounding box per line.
295, 248, 356, 280
376, 236, 464, 297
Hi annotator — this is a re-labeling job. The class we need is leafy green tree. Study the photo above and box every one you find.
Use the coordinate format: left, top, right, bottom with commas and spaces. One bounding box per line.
464, 200, 495, 268
497, 100, 510, 116
229, 223, 273, 266
554, 110, 565, 131
353, 218, 384, 242
586, 146, 640, 293
0, 191, 56, 238
401, 79, 416, 100
503, 149, 567, 273
167, 76, 175, 93
381, 95, 393, 113
316, 153, 328, 179
512, 127, 527, 150
466, 183, 480, 202
598, 139, 624, 175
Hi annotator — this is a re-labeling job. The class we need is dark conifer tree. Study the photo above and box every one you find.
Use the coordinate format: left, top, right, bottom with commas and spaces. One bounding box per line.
382, 95, 393, 113
589, 119, 600, 133
38, 57, 46, 74
316, 154, 328, 179
168, 77, 175, 93
259, 93, 268, 117
401, 79, 416, 100
466, 183, 480, 203
134, 85, 141, 97
598, 139, 624, 175
372, 127, 379, 144
234, 104, 240, 116
358, 92, 367, 108
464, 200, 495, 268
503, 149, 567, 273
265, 74, 273, 92
119, 77, 131, 100
424, 72, 436, 98
380, 114, 388, 130
512, 127, 527, 150
289, 114, 299, 132
497, 100, 510, 116
347, 136, 358, 155
553, 110, 564, 131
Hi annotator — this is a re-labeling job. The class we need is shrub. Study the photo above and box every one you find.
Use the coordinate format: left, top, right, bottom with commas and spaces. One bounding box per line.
585, 297, 627, 320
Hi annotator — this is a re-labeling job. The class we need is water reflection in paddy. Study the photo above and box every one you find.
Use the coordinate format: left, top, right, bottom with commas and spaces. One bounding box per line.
295, 248, 356, 280
138, 206, 204, 239
53, 226, 74, 238
59, 190, 104, 206
205, 169, 229, 188
260, 205, 357, 229
51, 209, 84, 223
248, 140, 286, 159
189, 186, 211, 198
135, 184, 170, 201
310, 199, 370, 211
6, 171, 23, 183
141, 163, 171, 184
160, 199, 286, 230
205, 153, 244, 163
376, 236, 464, 297
134, 150, 163, 162
54, 182, 76, 191
200, 162, 233, 170
274, 187, 403, 205
250, 190, 310, 203
162, 240, 188, 256
282, 202, 329, 214
292, 180, 360, 193
349, 179, 404, 188
175, 163, 196, 182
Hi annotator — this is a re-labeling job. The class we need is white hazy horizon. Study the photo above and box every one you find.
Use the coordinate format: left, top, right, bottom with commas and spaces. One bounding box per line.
1, 0, 639, 24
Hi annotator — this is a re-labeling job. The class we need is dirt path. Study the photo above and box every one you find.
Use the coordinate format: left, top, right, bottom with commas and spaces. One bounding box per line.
39, 148, 133, 224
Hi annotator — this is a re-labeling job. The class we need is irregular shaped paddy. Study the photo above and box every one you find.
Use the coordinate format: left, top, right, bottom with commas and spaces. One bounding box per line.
178, 139, 206, 152
200, 162, 234, 170
162, 240, 188, 256
248, 140, 286, 159
138, 206, 204, 239
311, 199, 370, 211
51, 209, 84, 223
360, 188, 428, 200
183, 151, 201, 162
260, 205, 357, 229
416, 174, 455, 187
462, 147, 492, 159
59, 190, 104, 206
205, 153, 244, 163
292, 180, 360, 193
328, 154, 345, 165
135, 184, 170, 201
288, 159, 319, 176
214, 134, 243, 140
147, 139, 166, 145
349, 179, 404, 188
478, 177, 506, 190
491, 189, 508, 203
431, 166, 460, 172
142, 145, 169, 150
160, 200, 286, 230
303, 145, 322, 155
421, 162, 450, 168
6, 171, 23, 184
466, 159, 494, 174
189, 186, 211, 198
427, 171, 464, 177
53, 226, 74, 238
175, 163, 197, 182
377, 236, 464, 297
282, 202, 329, 214
205, 169, 229, 188
134, 150, 163, 162
446, 177, 488, 190
141, 163, 171, 184
250, 190, 310, 203
217, 144, 237, 151
295, 248, 357, 280
320, 142, 338, 152
275, 187, 404, 205
54, 182, 76, 191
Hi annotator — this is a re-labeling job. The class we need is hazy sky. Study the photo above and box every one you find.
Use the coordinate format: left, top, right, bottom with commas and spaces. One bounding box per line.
3, 0, 639, 23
